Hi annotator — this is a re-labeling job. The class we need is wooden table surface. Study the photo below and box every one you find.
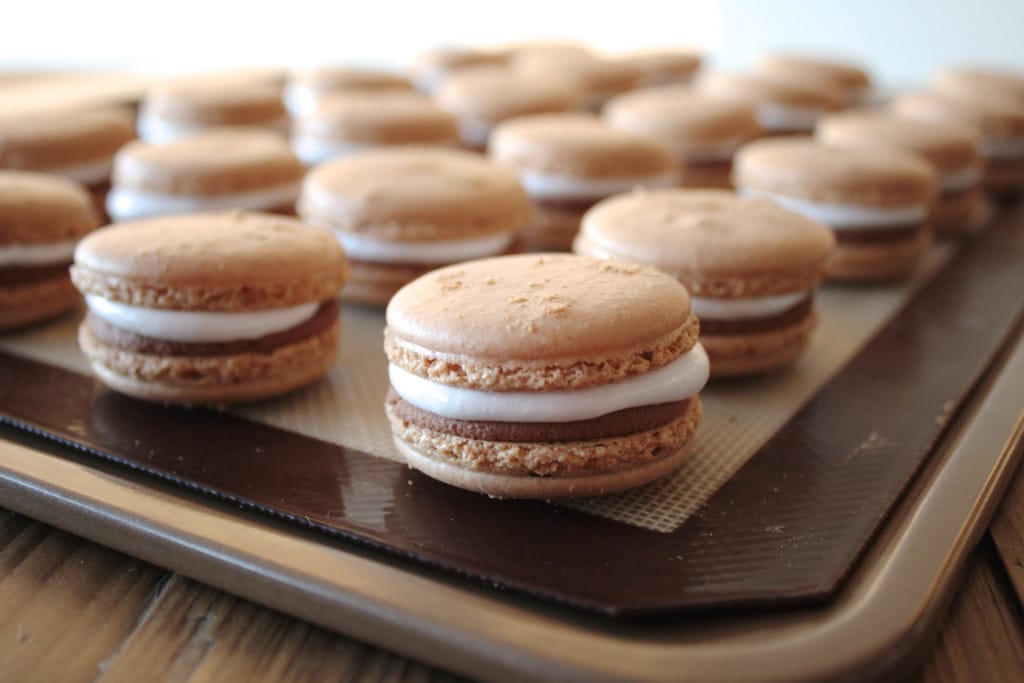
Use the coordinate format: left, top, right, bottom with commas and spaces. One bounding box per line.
0, 451, 1021, 682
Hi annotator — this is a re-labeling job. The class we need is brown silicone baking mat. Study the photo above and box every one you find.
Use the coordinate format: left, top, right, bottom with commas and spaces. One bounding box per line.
0, 204, 1022, 617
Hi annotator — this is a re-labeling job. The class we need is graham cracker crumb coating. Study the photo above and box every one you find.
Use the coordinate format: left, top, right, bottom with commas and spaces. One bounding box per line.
386, 396, 701, 477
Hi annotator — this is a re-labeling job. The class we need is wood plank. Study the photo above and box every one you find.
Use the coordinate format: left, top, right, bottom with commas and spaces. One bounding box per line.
917, 536, 1024, 682
0, 509, 168, 682
991, 457, 1024, 608
97, 573, 468, 683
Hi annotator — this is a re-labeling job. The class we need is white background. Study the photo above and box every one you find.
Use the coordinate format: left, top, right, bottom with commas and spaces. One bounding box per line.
4, 0, 1023, 88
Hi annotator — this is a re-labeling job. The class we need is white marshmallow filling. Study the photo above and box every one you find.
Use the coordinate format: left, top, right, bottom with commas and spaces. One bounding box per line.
517, 169, 679, 201
105, 182, 301, 221
331, 230, 516, 265
0, 240, 79, 268
136, 115, 291, 145
755, 103, 828, 132
388, 342, 709, 424
690, 291, 810, 321
740, 190, 928, 229
85, 295, 320, 344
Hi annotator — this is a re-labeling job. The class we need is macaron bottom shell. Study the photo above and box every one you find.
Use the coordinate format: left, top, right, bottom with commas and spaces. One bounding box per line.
826, 227, 932, 283
0, 276, 80, 330
933, 189, 990, 237
701, 307, 819, 378
387, 396, 702, 499
983, 158, 1024, 195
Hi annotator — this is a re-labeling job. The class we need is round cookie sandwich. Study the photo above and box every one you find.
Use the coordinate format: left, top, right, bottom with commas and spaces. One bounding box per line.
695, 72, 842, 135
891, 90, 1024, 194
622, 49, 702, 87
930, 66, 1024, 106
757, 53, 872, 106
0, 107, 135, 219
435, 68, 579, 151
71, 211, 348, 404
384, 253, 708, 498
734, 138, 936, 283
106, 129, 305, 221
298, 147, 531, 306
290, 91, 459, 166
817, 110, 987, 236
284, 66, 414, 117
575, 189, 833, 377
489, 113, 677, 250
0, 171, 100, 329
604, 88, 761, 189
137, 82, 288, 144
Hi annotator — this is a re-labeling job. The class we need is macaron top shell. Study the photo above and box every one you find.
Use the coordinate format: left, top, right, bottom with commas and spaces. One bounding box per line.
0, 171, 99, 244
891, 91, 1024, 140
299, 147, 532, 239
931, 66, 1024, 104
0, 108, 135, 170
288, 66, 413, 93
71, 211, 347, 311
696, 72, 842, 109
816, 110, 981, 172
386, 253, 695, 390
622, 50, 702, 80
757, 53, 870, 93
490, 113, 676, 178
604, 89, 760, 147
140, 84, 286, 125
734, 138, 936, 206
294, 92, 458, 143
513, 53, 640, 93
435, 69, 579, 125
577, 189, 834, 296
112, 129, 304, 195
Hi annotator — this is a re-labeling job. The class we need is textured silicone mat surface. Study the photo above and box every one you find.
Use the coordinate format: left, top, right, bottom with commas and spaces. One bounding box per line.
0, 206, 1022, 616
0, 247, 952, 533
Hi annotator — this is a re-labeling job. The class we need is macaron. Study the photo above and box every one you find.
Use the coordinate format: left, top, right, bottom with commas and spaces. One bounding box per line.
575, 189, 834, 377
434, 68, 579, 151
891, 91, 1024, 194
137, 83, 288, 144
817, 110, 987, 236
410, 46, 509, 94
512, 53, 640, 112
695, 72, 842, 135
0, 171, 100, 329
930, 65, 1024, 106
70, 211, 348, 404
757, 53, 872, 106
283, 66, 414, 117
604, 88, 761, 189
0, 107, 135, 219
290, 91, 459, 166
384, 253, 708, 499
106, 129, 305, 222
622, 49, 702, 87
489, 113, 678, 250
734, 138, 936, 282
298, 148, 531, 305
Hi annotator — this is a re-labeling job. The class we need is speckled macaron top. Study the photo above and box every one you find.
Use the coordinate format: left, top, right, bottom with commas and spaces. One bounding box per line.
384, 253, 697, 391
734, 138, 936, 206
0, 171, 99, 244
603, 89, 760, 157
298, 147, 532, 239
489, 113, 676, 178
294, 92, 459, 144
435, 68, 579, 126
0, 108, 134, 173
111, 129, 304, 195
817, 110, 981, 174
576, 188, 834, 296
70, 211, 348, 311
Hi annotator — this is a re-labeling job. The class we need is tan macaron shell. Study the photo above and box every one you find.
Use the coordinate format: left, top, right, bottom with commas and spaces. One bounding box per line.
294, 92, 458, 145
757, 54, 870, 98
298, 147, 532, 240
891, 91, 1024, 141
931, 66, 1024, 105
385, 253, 698, 392
288, 66, 413, 94
112, 130, 304, 196
0, 108, 135, 172
622, 50, 702, 85
0, 171, 99, 244
696, 72, 843, 111
490, 113, 676, 178
140, 84, 286, 126
71, 211, 348, 311
734, 137, 937, 206
576, 189, 834, 296
435, 69, 579, 127
816, 110, 981, 173
604, 89, 760, 157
